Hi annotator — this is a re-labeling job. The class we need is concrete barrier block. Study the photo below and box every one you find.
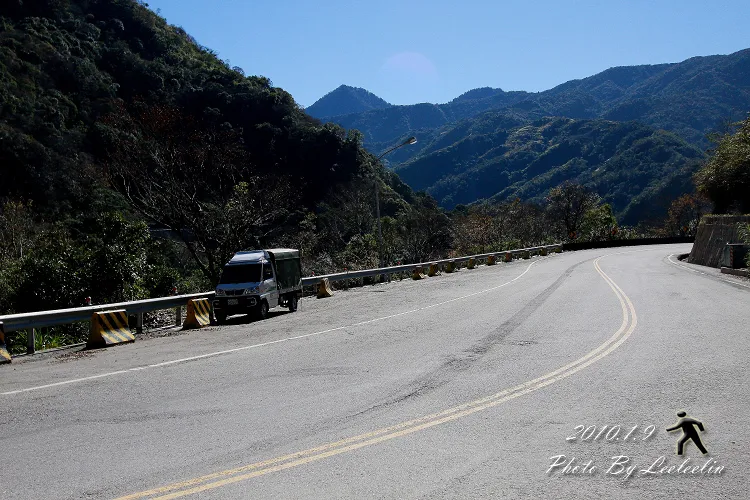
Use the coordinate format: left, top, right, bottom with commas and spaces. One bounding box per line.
444, 261, 456, 273
467, 258, 476, 269
88, 310, 134, 349
412, 267, 426, 280
183, 298, 212, 329
0, 322, 11, 364
540, 247, 548, 256
317, 278, 334, 299
522, 250, 531, 259
487, 255, 497, 265
721, 267, 750, 277
504, 252, 513, 263
428, 263, 441, 277
555, 245, 562, 253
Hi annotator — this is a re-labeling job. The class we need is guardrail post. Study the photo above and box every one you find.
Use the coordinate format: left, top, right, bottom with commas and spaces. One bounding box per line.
136, 312, 144, 334
174, 306, 182, 327
27, 328, 35, 355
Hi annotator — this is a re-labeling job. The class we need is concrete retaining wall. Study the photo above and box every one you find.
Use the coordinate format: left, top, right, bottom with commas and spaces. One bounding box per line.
688, 215, 750, 268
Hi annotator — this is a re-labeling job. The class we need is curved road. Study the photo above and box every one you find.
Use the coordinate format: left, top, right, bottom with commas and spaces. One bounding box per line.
1, 244, 748, 499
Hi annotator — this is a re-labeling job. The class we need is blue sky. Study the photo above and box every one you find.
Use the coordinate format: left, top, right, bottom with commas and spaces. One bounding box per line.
146, 0, 750, 107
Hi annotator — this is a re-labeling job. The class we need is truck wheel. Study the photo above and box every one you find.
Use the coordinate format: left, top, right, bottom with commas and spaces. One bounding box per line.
288, 295, 298, 312
256, 301, 269, 320
216, 312, 227, 325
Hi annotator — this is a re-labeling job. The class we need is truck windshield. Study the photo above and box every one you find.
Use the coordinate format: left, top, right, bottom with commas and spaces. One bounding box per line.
219, 264, 261, 284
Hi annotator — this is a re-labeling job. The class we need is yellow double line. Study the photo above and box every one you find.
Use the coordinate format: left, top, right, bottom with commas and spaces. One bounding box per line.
118, 255, 637, 499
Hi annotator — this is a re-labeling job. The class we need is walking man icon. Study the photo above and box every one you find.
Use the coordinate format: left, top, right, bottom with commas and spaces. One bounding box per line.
666, 411, 708, 455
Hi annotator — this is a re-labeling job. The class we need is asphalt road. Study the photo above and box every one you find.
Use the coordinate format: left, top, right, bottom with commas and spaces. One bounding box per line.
1, 244, 748, 499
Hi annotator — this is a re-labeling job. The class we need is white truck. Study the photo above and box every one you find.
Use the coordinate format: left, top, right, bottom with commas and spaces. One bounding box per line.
213, 249, 302, 324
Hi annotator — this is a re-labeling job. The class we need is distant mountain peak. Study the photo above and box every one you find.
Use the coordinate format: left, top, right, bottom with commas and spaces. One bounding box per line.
306, 85, 391, 119
452, 87, 505, 102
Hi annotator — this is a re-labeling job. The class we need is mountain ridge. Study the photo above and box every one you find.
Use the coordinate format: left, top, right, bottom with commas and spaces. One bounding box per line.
311, 49, 750, 150
393, 114, 705, 224
306, 84, 392, 119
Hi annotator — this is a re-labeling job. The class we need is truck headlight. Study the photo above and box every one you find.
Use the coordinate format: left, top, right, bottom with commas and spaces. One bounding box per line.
245, 287, 258, 295
216, 289, 226, 296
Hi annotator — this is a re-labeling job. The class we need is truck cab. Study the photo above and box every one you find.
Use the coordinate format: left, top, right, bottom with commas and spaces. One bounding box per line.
213, 249, 302, 324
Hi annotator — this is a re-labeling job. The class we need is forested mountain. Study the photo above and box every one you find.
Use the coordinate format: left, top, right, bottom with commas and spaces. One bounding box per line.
394, 114, 705, 224
0, 0, 431, 316
0, 0, 390, 217
313, 49, 750, 151
306, 84, 391, 119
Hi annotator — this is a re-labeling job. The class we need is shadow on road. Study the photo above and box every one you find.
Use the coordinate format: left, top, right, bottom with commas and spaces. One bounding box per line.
217, 310, 290, 326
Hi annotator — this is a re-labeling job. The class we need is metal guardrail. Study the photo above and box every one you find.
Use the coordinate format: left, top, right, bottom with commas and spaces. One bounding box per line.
0, 244, 560, 354
0, 292, 215, 333
300, 244, 560, 285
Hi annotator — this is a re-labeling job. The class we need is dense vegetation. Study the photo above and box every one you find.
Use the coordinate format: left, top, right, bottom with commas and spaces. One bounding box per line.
0, 0, 624, 327
694, 115, 750, 213
694, 115, 750, 267
308, 51, 748, 222
0, 0, 743, 356
0, 0, 431, 319
311, 49, 750, 151
393, 115, 705, 224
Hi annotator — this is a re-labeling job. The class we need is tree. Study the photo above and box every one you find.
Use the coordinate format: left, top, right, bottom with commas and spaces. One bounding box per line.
695, 116, 750, 213
660, 193, 712, 237
316, 179, 376, 248
546, 182, 601, 240
79, 212, 150, 303
14, 227, 87, 313
503, 199, 548, 246
0, 200, 32, 313
0, 200, 35, 260
579, 203, 618, 241
399, 194, 451, 263
101, 103, 294, 285
738, 223, 750, 267
450, 205, 500, 255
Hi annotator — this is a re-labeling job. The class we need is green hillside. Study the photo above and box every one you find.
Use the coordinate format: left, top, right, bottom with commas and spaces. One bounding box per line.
0, 0, 386, 215
395, 115, 706, 224
0, 0, 433, 315
314, 49, 750, 151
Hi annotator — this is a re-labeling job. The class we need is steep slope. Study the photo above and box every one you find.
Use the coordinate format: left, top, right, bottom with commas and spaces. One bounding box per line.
306, 85, 392, 119
0, 0, 439, 316
0, 1, 408, 217
394, 115, 705, 224
602, 51, 750, 144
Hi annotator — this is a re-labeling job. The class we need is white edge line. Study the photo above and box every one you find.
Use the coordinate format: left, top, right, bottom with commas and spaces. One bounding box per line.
667, 253, 750, 289
112, 253, 637, 499
2, 258, 547, 396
